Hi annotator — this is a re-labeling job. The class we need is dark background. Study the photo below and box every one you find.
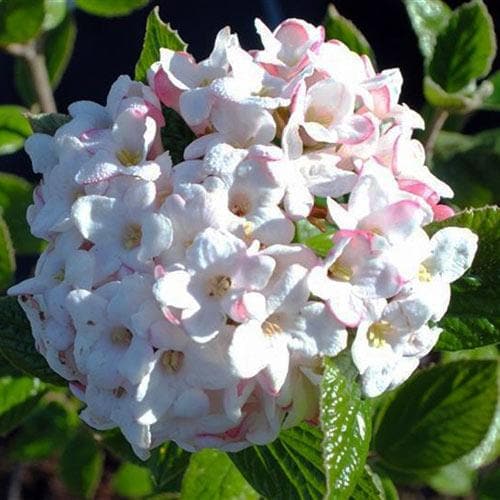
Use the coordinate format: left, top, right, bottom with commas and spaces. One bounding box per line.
0, 0, 499, 180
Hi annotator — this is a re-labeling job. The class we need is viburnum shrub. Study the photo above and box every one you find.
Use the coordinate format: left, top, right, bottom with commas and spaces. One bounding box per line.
0, 1, 499, 498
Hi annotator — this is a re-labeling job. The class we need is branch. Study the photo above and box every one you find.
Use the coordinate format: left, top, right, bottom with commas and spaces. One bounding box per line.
423, 108, 449, 165
5, 40, 57, 113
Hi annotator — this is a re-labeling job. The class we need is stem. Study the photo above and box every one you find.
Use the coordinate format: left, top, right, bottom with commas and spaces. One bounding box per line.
6, 40, 56, 113
423, 108, 448, 165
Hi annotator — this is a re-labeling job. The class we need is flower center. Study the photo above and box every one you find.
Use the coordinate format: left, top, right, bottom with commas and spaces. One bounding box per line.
305, 106, 333, 127
418, 264, 432, 282
367, 321, 392, 348
230, 193, 251, 217
116, 148, 142, 167
328, 261, 352, 282
111, 327, 132, 346
122, 223, 142, 249
113, 386, 127, 398
53, 269, 65, 282
207, 275, 232, 298
161, 350, 184, 373
262, 321, 282, 336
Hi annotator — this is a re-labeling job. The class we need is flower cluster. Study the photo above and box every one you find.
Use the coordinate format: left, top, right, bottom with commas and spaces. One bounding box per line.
10, 18, 478, 457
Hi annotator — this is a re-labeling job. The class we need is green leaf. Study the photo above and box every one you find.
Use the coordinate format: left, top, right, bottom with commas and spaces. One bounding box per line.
303, 232, 335, 258
323, 4, 375, 65
100, 428, 146, 466
423, 461, 476, 496
423, 76, 479, 111
482, 70, 500, 111
350, 465, 385, 499
428, 0, 496, 93
42, 0, 67, 31
0, 214, 15, 290
432, 130, 500, 207
27, 112, 70, 135
111, 462, 154, 498
479, 467, 500, 500
426, 207, 500, 350
403, 0, 451, 60
0, 0, 45, 45
0, 105, 31, 156
294, 219, 322, 243
147, 441, 192, 493
75, 0, 149, 17
160, 107, 196, 165
60, 429, 104, 499
181, 449, 258, 500
0, 173, 45, 255
230, 424, 326, 499
374, 360, 498, 470
15, 13, 77, 107
8, 400, 79, 462
135, 6, 187, 83
321, 354, 372, 499
0, 295, 67, 386
0, 375, 45, 436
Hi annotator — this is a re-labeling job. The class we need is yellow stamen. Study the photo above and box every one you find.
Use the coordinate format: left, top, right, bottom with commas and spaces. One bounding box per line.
53, 269, 65, 282
111, 327, 133, 346
161, 350, 184, 374
367, 321, 392, 348
418, 264, 432, 282
328, 261, 353, 282
122, 223, 142, 249
262, 321, 282, 336
116, 149, 142, 167
207, 275, 232, 298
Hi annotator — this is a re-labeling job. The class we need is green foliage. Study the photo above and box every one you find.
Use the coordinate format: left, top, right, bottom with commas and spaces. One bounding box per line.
0, 375, 45, 436
0, 105, 31, 155
181, 449, 258, 499
0, 214, 15, 290
147, 441, 192, 493
374, 360, 498, 470
75, 0, 149, 17
428, 0, 496, 94
0, 296, 67, 385
16, 14, 77, 107
60, 429, 104, 499
350, 465, 386, 499
321, 355, 372, 499
8, 400, 79, 461
0, 0, 45, 45
230, 424, 325, 499
294, 219, 335, 256
483, 70, 500, 110
479, 467, 500, 500
323, 4, 375, 65
433, 130, 500, 207
0, 173, 45, 255
135, 6, 187, 83
42, 0, 67, 32
160, 107, 196, 165
111, 462, 154, 498
403, 0, 451, 60
27, 111, 71, 135
426, 207, 500, 350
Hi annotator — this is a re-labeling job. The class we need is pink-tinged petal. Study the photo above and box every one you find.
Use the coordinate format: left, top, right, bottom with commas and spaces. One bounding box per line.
153, 270, 195, 310
328, 288, 367, 327
302, 121, 337, 143
150, 65, 183, 110
228, 321, 269, 378
426, 227, 478, 283
227, 291, 267, 323
266, 264, 309, 315
360, 199, 429, 243
113, 108, 156, 160
236, 254, 276, 291
179, 87, 214, 126
433, 204, 455, 221
335, 114, 376, 145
